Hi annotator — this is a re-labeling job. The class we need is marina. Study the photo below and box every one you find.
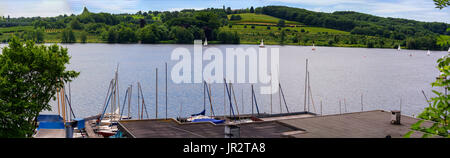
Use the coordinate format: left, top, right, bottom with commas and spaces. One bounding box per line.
23, 43, 447, 138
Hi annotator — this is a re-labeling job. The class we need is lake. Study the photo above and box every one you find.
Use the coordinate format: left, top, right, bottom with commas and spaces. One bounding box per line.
1, 43, 447, 118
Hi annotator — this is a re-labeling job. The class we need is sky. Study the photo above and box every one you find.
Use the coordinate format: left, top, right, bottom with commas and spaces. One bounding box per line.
0, 0, 449, 23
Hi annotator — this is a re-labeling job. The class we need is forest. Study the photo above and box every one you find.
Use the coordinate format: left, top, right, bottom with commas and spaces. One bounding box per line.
0, 5, 449, 50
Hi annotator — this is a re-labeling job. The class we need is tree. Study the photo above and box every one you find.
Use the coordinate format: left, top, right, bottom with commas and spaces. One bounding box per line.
434, 0, 450, 9
80, 31, 88, 43
406, 55, 450, 138
226, 7, 232, 14
217, 30, 240, 44
69, 18, 82, 30
250, 6, 255, 13
170, 26, 194, 44
277, 19, 286, 28
280, 29, 286, 45
0, 37, 79, 137
61, 28, 76, 43
137, 23, 169, 44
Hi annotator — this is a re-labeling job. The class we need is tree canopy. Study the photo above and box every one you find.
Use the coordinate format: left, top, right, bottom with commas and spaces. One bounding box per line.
0, 37, 79, 137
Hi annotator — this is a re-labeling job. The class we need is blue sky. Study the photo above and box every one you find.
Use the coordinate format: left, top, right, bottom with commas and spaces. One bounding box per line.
0, 0, 449, 23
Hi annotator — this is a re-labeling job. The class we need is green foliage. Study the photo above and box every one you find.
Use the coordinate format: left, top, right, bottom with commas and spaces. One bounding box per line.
217, 30, 240, 44
229, 15, 242, 21
137, 23, 169, 44
280, 29, 286, 44
261, 6, 449, 49
170, 26, 194, 44
61, 28, 76, 43
69, 18, 83, 30
117, 27, 137, 43
0, 37, 79, 137
406, 55, 450, 138
434, 0, 450, 9
277, 19, 286, 27
21, 28, 45, 43
80, 31, 88, 43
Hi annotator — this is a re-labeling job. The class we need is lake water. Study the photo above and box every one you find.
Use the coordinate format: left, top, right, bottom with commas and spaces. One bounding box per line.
1, 43, 447, 118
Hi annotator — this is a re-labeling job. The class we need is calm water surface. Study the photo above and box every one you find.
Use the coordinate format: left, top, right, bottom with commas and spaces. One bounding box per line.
1, 43, 447, 118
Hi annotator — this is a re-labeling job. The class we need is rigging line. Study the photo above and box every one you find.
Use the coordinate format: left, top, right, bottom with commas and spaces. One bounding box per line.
252, 84, 260, 115
230, 83, 240, 117
140, 84, 149, 119
99, 85, 115, 123
101, 79, 114, 115
224, 79, 235, 118
279, 83, 290, 113
204, 81, 215, 117
63, 89, 76, 119
119, 88, 129, 120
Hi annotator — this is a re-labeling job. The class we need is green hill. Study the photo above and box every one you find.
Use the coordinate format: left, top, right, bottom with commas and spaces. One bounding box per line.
228, 13, 301, 26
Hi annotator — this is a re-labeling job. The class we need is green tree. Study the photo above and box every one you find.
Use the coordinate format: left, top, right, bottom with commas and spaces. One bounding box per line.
434, 0, 450, 9
277, 19, 285, 28
280, 29, 286, 45
61, 28, 76, 43
250, 6, 255, 13
69, 18, 83, 30
0, 37, 79, 137
80, 31, 88, 43
405, 55, 450, 138
170, 26, 194, 44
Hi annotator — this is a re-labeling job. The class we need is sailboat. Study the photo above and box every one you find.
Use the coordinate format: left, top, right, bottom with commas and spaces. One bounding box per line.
448, 47, 450, 53
259, 39, 265, 48
427, 50, 431, 56
312, 44, 316, 51
203, 38, 208, 47
397, 45, 401, 51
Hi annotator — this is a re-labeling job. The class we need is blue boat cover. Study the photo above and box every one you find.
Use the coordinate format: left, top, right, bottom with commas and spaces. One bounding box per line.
191, 110, 206, 116
37, 121, 65, 130
74, 118, 85, 129
192, 119, 225, 124
37, 114, 63, 122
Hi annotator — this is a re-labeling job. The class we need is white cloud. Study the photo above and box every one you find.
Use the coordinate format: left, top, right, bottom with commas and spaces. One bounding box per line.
1, 0, 72, 17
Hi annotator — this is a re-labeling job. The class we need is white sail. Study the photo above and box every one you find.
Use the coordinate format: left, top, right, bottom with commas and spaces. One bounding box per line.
448, 47, 450, 53
312, 44, 316, 51
259, 39, 264, 47
398, 45, 401, 51
204, 38, 208, 46
427, 50, 431, 56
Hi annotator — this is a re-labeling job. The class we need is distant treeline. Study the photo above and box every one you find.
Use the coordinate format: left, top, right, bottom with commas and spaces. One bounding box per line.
0, 7, 239, 44
0, 6, 449, 50
260, 6, 450, 50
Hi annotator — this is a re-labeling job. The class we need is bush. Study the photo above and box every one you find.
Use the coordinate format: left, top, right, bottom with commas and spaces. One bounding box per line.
217, 30, 240, 44
170, 26, 194, 44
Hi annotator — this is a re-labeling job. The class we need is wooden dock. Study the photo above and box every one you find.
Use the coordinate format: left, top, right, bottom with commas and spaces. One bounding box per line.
118, 118, 300, 138
279, 110, 433, 138
117, 110, 435, 138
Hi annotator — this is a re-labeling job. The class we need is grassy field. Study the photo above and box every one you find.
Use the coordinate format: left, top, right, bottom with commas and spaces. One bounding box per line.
228, 13, 302, 26
221, 24, 351, 45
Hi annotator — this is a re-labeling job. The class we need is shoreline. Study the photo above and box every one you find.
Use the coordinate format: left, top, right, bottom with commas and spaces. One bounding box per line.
1, 42, 448, 51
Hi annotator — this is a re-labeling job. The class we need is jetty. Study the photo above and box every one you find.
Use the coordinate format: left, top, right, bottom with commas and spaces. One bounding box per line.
116, 110, 433, 138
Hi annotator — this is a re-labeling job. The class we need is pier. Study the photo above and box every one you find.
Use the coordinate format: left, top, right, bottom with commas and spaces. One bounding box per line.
116, 110, 433, 138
